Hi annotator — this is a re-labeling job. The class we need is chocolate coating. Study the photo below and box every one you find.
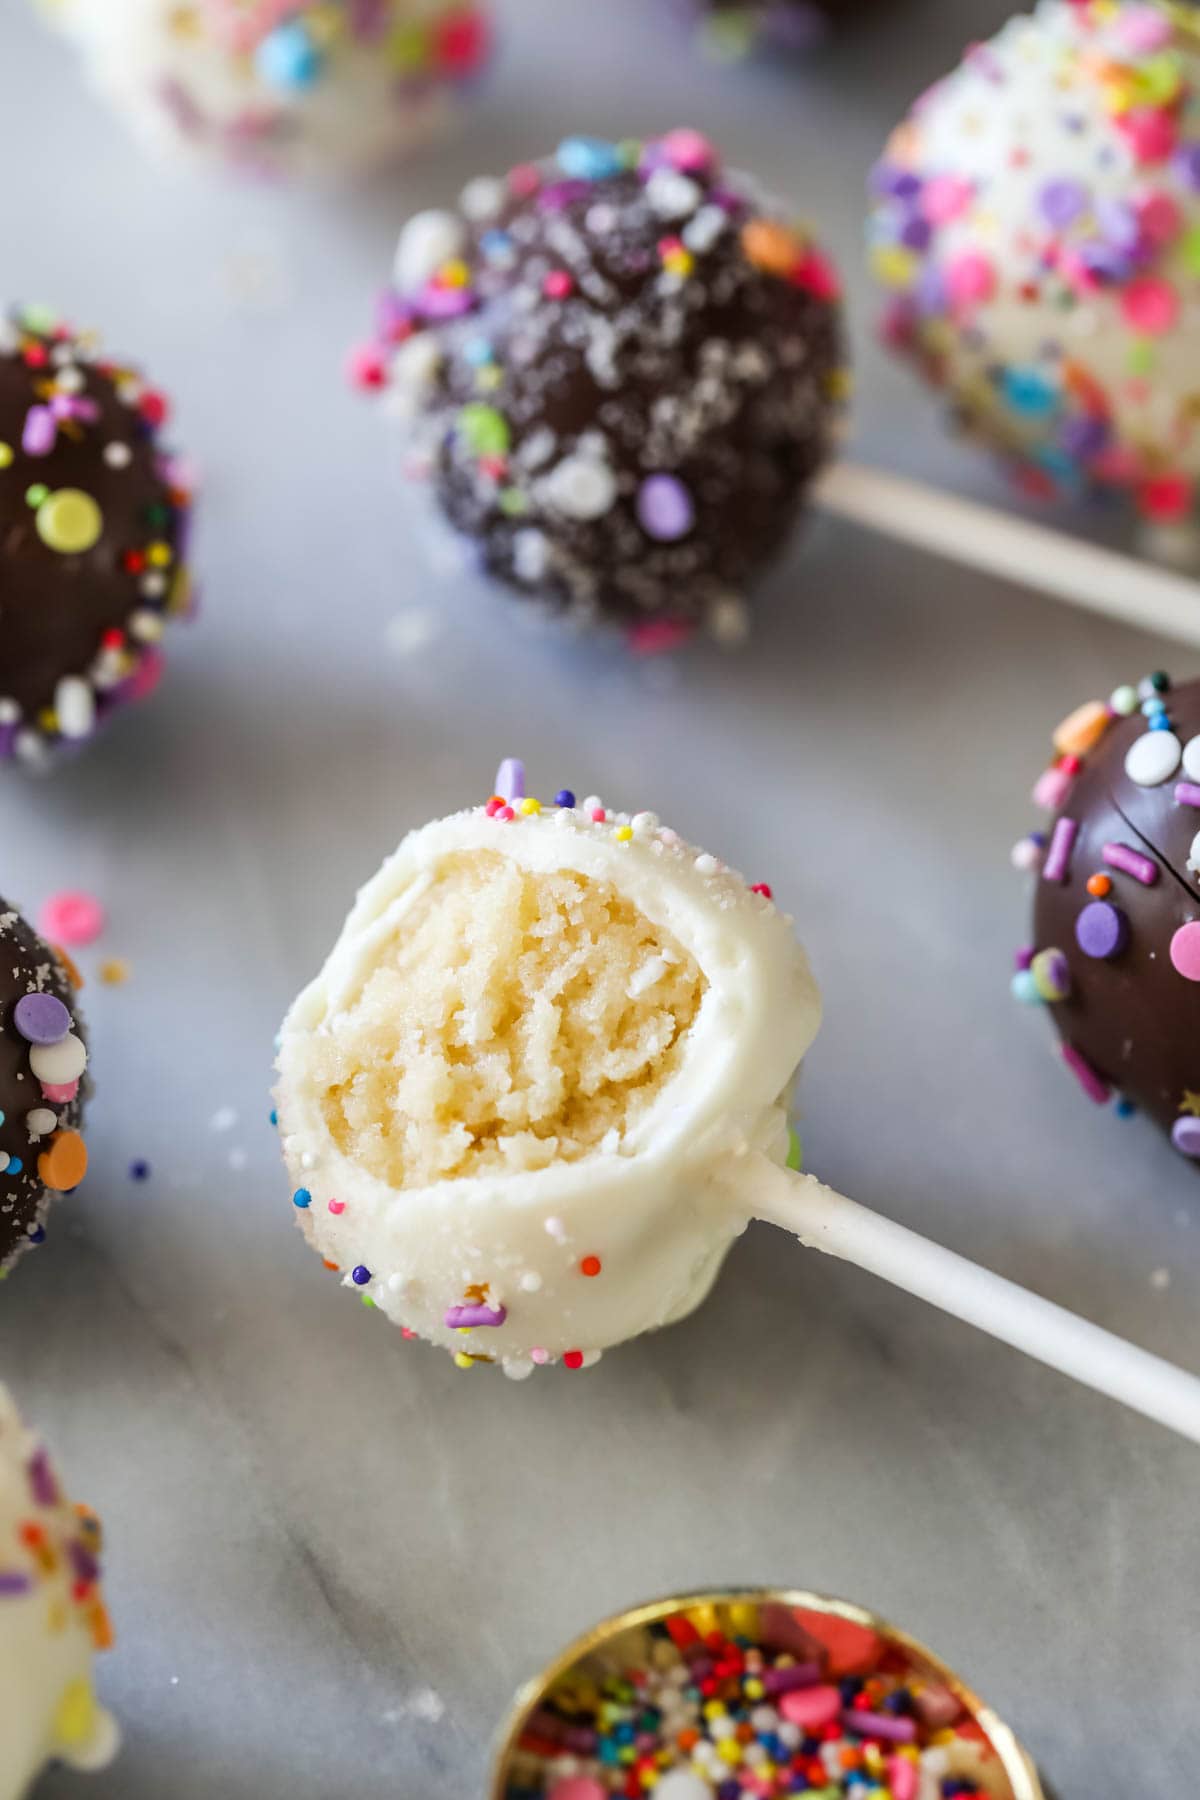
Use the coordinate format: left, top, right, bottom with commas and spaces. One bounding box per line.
681, 0, 880, 53
1025, 675, 1200, 1163
0, 902, 88, 1272
0, 307, 193, 765
365, 133, 845, 637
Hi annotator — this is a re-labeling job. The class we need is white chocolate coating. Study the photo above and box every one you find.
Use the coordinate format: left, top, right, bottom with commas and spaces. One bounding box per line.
38, 0, 489, 181
276, 797, 821, 1374
0, 1384, 117, 1800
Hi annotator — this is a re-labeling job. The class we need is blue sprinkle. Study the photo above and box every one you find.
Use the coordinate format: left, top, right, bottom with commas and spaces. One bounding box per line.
351, 1264, 371, 1285
463, 337, 494, 367
556, 136, 623, 181
27, 1225, 45, 1245
129, 1160, 150, 1182
554, 789, 576, 808
1011, 970, 1041, 1004
269, 1109, 278, 1127
1000, 365, 1059, 417
256, 21, 322, 91
8, 1158, 23, 1176
1114, 1096, 1137, 1118
479, 228, 516, 266
292, 1187, 312, 1209
1149, 716, 1174, 731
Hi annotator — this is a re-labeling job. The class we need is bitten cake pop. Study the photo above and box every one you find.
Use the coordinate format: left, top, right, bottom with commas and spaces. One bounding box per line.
869, 1, 1200, 530
275, 761, 1200, 1442
352, 131, 845, 643
1013, 670, 1200, 1164
0, 901, 89, 1274
40, 0, 490, 181
277, 766, 819, 1375
0, 1382, 117, 1799
0, 306, 193, 767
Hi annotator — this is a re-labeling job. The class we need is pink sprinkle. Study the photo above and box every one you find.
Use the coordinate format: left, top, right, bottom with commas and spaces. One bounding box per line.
1102, 842, 1158, 885
543, 270, 573, 299
127, 648, 164, 703
1118, 106, 1176, 165
779, 1685, 841, 1730
1169, 920, 1200, 981
530, 1347, 549, 1365
508, 162, 541, 197
1032, 764, 1074, 811
1139, 474, 1192, 522
1062, 1042, 1111, 1105
40, 1080, 79, 1104
547, 1779, 606, 1800
920, 173, 974, 223
627, 617, 694, 656
497, 805, 515, 822
945, 249, 996, 309
445, 1302, 507, 1329
659, 127, 715, 173
346, 344, 385, 390
328, 1199, 345, 1214
792, 249, 841, 302
1116, 4, 1174, 52
38, 890, 105, 947
590, 807, 605, 822
888, 1755, 919, 1800
22, 405, 56, 457
1135, 190, 1183, 248
1175, 782, 1200, 807
1120, 275, 1179, 336
1041, 816, 1078, 883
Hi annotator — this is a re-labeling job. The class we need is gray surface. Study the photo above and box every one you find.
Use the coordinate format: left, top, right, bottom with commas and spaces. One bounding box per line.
0, 1, 1197, 1795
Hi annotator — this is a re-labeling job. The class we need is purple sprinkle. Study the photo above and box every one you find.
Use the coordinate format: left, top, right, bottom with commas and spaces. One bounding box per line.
1174, 141, 1200, 193
1060, 414, 1110, 459
0, 1572, 33, 1596
27, 1448, 58, 1507
444, 1303, 507, 1328
842, 1709, 918, 1745
1038, 177, 1089, 229
537, 179, 590, 212
869, 163, 922, 201
1062, 1042, 1111, 1105
1042, 816, 1078, 883
637, 474, 695, 542
416, 284, 475, 322
494, 757, 525, 802
21, 404, 56, 457
1172, 1116, 1200, 1158
13, 992, 71, 1047
1075, 899, 1129, 960
762, 1661, 822, 1695
69, 1541, 99, 1585
1014, 945, 1035, 972
1175, 782, 1200, 807
1095, 196, 1141, 250
1102, 841, 1158, 886
898, 213, 932, 252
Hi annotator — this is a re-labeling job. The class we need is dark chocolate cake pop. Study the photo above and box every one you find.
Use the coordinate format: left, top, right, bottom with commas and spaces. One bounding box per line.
1013, 672, 1200, 1164
0, 306, 194, 767
0, 901, 89, 1273
353, 131, 846, 644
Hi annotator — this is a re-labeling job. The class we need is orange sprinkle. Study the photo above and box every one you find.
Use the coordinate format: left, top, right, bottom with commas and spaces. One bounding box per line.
323, 1260, 340, 1272
1087, 873, 1113, 897
51, 945, 84, 989
580, 1255, 602, 1277
741, 218, 807, 277
38, 1131, 88, 1193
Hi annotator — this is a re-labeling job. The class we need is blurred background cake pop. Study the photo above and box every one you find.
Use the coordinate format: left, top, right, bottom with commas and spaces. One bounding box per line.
38, 0, 491, 181
0, 1381, 117, 1799
869, 0, 1200, 542
353, 130, 846, 645
0, 305, 193, 768
1013, 669, 1200, 1168
0, 899, 89, 1275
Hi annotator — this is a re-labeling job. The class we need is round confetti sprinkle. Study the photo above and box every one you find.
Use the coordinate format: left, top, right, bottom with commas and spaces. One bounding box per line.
1170, 920, 1200, 980
13, 994, 71, 1046
37, 892, 105, 948
35, 489, 103, 555
1125, 730, 1182, 786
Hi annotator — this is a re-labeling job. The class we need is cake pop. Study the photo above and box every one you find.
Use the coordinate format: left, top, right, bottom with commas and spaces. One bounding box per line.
39, 0, 491, 181
352, 131, 845, 643
274, 760, 1200, 1442
0, 1382, 117, 1799
869, 0, 1200, 532
0, 305, 193, 767
0, 900, 89, 1275
1013, 669, 1200, 1164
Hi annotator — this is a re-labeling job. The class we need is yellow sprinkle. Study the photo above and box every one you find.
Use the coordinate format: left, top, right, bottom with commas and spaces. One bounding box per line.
727, 1602, 759, 1636
99, 959, 131, 986
53, 1679, 98, 1749
36, 488, 103, 555
454, 1352, 475, 1369
716, 1740, 742, 1766
520, 797, 541, 814
0, 443, 12, 468
702, 1700, 726, 1720
663, 248, 695, 276
439, 259, 471, 289
146, 541, 173, 568
614, 824, 633, 842
742, 1677, 764, 1700
869, 244, 917, 289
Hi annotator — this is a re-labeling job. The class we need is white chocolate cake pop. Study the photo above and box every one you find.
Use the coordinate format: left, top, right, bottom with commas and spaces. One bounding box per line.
870, 0, 1200, 530
275, 764, 819, 1377
0, 1383, 117, 1799
38, 0, 490, 181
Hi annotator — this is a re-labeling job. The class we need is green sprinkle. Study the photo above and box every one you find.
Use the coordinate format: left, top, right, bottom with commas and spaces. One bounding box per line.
24, 484, 49, 508
458, 402, 510, 457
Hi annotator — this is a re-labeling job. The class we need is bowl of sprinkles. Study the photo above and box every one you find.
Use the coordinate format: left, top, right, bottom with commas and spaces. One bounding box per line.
491, 1589, 1045, 1800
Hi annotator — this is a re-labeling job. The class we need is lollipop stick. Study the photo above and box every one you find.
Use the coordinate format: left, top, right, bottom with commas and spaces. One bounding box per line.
726, 1151, 1200, 1445
813, 460, 1200, 647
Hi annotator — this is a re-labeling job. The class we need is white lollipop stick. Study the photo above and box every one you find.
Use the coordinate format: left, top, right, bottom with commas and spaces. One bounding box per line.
725, 1150, 1200, 1444
814, 460, 1200, 647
